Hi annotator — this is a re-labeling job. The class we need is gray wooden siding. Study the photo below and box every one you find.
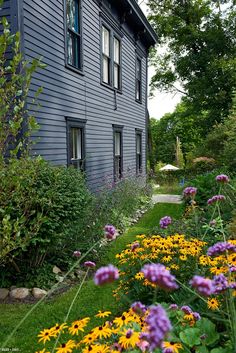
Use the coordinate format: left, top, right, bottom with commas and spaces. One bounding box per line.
20, 0, 148, 189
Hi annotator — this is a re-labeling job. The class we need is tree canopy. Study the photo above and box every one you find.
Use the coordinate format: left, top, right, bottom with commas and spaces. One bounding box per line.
147, 0, 236, 128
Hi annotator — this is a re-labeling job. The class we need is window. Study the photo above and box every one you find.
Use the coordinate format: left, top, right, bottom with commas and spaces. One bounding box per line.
66, 0, 82, 70
67, 119, 85, 170
135, 57, 142, 102
136, 132, 142, 174
101, 24, 121, 90
113, 127, 123, 180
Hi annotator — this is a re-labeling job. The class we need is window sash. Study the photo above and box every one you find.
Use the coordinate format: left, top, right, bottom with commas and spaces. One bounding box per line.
102, 26, 110, 56
136, 133, 142, 173
114, 37, 120, 64
66, 0, 81, 69
69, 126, 84, 170
66, 0, 80, 33
115, 132, 121, 156
114, 63, 120, 89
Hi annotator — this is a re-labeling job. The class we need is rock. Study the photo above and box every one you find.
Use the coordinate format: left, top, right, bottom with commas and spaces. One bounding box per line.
10, 288, 30, 300
56, 275, 64, 283
0, 288, 9, 300
32, 288, 47, 299
74, 269, 87, 278
53, 266, 62, 274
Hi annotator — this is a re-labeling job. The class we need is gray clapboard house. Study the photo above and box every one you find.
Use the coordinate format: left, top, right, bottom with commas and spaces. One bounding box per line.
1, 0, 157, 190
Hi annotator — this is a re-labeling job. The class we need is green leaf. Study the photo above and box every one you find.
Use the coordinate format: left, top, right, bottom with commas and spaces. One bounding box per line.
196, 347, 209, 353
180, 328, 201, 347
211, 348, 233, 353
196, 318, 220, 345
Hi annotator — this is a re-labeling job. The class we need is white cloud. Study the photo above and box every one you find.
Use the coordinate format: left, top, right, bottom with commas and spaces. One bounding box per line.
139, 1, 182, 119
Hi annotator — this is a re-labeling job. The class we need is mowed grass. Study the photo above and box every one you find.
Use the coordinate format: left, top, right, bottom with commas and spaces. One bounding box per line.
0, 202, 183, 352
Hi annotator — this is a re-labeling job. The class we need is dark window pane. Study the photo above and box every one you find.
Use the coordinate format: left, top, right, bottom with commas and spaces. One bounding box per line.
67, 31, 80, 68
67, 0, 79, 33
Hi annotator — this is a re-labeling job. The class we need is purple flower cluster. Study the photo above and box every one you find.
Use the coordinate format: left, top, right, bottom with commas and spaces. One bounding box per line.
162, 349, 173, 353
207, 241, 236, 256
212, 274, 228, 294
131, 241, 140, 252
180, 306, 201, 320
131, 301, 146, 315
230, 266, 236, 273
169, 304, 178, 310
189, 275, 214, 296
216, 174, 230, 183
141, 305, 172, 351
104, 224, 116, 240
84, 261, 96, 268
94, 264, 119, 285
183, 187, 197, 198
160, 216, 172, 229
207, 195, 225, 205
141, 263, 179, 291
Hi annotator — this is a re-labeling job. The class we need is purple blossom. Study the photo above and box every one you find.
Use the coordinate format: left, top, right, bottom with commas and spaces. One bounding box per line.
94, 264, 119, 285
183, 187, 197, 198
131, 241, 140, 252
230, 266, 236, 273
84, 261, 96, 268
181, 306, 192, 314
193, 312, 201, 321
216, 174, 230, 183
190, 276, 214, 296
207, 241, 236, 256
142, 305, 172, 351
169, 304, 178, 310
160, 216, 172, 229
126, 329, 133, 338
212, 274, 228, 294
104, 224, 116, 240
131, 301, 147, 315
207, 195, 226, 205
73, 250, 81, 257
141, 263, 179, 291
162, 349, 173, 353
229, 282, 236, 289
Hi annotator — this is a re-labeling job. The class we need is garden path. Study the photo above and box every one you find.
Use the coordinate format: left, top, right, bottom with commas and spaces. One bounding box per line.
152, 194, 182, 204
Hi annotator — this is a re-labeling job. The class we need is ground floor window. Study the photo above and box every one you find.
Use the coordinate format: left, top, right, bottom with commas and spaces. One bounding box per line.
136, 131, 142, 174
113, 125, 123, 180
66, 118, 86, 170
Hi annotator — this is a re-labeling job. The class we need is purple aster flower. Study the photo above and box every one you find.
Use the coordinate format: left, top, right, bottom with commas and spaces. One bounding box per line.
142, 305, 172, 351
207, 241, 236, 256
84, 261, 96, 268
229, 282, 236, 289
193, 312, 201, 321
131, 241, 140, 251
183, 187, 197, 198
181, 306, 192, 314
160, 216, 172, 229
104, 224, 116, 240
131, 301, 147, 315
212, 274, 228, 294
169, 304, 178, 310
141, 263, 179, 291
189, 276, 214, 296
207, 195, 226, 205
73, 250, 81, 257
163, 349, 173, 353
230, 266, 236, 273
216, 174, 230, 183
94, 264, 119, 285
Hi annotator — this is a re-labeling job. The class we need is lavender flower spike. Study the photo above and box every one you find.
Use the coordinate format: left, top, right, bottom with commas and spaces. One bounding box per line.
216, 174, 229, 183
94, 264, 119, 285
189, 275, 214, 296
143, 305, 172, 351
104, 224, 116, 240
212, 274, 228, 294
181, 305, 192, 314
141, 263, 179, 291
131, 301, 147, 315
160, 216, 172, 229
207, 241, 236, 256
207, 195, 225, 205
183, 187, 197, 198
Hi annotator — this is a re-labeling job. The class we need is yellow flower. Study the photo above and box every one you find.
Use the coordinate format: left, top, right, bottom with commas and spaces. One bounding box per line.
162, 342, 183, 353
38, 328, 55, 344
56, 340, 76, 353
68, 317, 90, 335
179, 255, 187, 261
135, 272, 144, 280
113, 312, 134, 327
91, 323, 112, 339
118, 330, 140, 349
81, 333, 96, 345
35, 349, 50, 353
95, 310, 111, 318
210, 266, 228, 275
162, 255, 172, 263
51, 323, 68, 336
207, 298, 220, 310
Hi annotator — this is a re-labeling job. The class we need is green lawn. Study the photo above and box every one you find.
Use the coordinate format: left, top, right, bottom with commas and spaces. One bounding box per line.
0, 203, 183, 352
153, 183, 183, 195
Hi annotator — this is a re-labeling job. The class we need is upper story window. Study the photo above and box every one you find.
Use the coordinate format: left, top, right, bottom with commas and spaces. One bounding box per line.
66, 0, 82, 70
67, 119, 86, 170
101, 24, 121, 90
135, 57, 142, 102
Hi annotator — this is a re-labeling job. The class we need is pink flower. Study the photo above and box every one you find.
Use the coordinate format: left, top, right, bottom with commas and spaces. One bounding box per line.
84, 261, 96, 268
73, 250, 81, 257
94, 264, 119, 285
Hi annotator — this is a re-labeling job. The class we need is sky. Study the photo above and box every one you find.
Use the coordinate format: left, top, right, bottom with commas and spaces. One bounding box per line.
139, 1, 183, 119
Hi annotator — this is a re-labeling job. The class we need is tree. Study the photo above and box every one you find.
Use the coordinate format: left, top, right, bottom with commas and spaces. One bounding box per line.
175, 136, 184, 168
147, 0, 236, 129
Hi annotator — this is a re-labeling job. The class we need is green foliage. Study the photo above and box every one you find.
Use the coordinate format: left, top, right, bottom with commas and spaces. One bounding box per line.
148, 0, 236, 126
0, 16, 44, 159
